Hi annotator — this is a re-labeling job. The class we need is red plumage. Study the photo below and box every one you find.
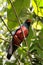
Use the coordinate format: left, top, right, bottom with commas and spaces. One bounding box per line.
13, 26, 29, 46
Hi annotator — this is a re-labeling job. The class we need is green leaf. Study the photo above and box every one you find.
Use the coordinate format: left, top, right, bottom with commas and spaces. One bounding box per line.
24, 62, 31, 65
7, 0, 30, 29
6, 62, 16, 65
26, 27, 34, 48
32, 0, 43, 17
32, 21, 43, 30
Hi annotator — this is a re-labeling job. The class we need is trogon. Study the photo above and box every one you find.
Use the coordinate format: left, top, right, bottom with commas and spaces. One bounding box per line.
7, 19, 31, 59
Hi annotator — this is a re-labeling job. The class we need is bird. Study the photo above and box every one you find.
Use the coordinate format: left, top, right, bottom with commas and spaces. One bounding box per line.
7, 19, 31, 59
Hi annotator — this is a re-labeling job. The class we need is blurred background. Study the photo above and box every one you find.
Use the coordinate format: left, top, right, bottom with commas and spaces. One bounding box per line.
0, 0, 43, 65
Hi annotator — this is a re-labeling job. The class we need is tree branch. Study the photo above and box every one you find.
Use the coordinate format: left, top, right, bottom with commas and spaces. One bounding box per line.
9, 0, 28, 47
0, 16, 12, 36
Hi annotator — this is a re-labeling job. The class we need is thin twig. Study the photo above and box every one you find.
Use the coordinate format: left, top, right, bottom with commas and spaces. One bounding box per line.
0, 16, 12, 36
9, 0, 28, 47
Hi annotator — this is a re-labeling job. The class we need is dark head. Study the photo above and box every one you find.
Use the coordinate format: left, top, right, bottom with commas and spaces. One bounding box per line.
24, 19, 31, 29
25, 19, 31, 26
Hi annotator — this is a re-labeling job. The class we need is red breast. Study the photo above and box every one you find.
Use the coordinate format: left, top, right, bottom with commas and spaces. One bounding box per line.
16, 26, 29, 41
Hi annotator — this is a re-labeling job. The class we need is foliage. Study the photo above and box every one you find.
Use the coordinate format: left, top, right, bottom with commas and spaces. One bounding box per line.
0, 0, 43, 65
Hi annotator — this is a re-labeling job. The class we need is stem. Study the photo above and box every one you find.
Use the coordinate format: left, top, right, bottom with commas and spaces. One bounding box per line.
9, 0, 28, 47
0, 16, 12, 36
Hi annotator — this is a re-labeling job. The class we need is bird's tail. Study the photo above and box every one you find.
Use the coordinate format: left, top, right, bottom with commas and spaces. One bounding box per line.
7, 41, 18, 59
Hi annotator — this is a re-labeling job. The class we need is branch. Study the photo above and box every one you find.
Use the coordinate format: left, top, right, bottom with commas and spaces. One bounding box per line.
9, 0, 28, 47
0, 16, 12, 36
